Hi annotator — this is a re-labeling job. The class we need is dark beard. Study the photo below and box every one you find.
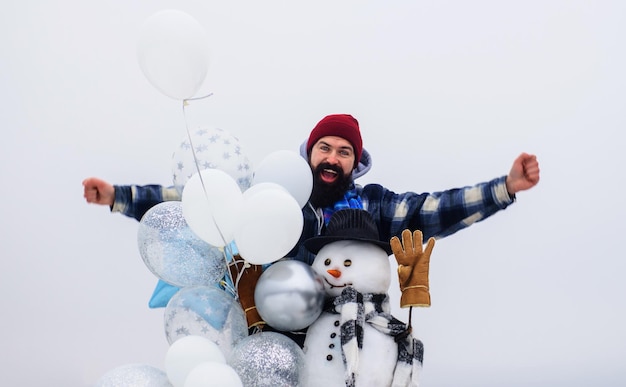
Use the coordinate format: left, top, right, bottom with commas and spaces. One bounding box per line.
309, 162, 353, 208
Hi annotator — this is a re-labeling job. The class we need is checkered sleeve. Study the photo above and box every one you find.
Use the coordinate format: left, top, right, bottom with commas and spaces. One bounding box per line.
111, 185, 181, 221
418, 175, 514, 238
362, 175, 514, 242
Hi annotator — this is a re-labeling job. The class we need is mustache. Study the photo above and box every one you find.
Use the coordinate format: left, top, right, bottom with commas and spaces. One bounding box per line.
314, 162, 343, 175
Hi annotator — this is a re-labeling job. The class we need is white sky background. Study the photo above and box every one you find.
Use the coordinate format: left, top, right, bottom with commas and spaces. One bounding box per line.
1, 1, 625, 386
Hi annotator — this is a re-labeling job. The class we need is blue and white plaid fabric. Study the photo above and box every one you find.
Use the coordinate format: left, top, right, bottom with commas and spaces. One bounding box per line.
112, 184, 181, 221
112, 176, 514, 265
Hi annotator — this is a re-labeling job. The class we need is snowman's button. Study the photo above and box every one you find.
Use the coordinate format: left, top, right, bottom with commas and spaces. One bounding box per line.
334, 320, 340, 327
326, 355, 333, 361
330, 332, 337, 338
329, 343, 335, 349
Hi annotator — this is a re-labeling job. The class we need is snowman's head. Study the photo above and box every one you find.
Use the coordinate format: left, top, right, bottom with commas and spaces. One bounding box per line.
304, 209, 393, 297
311, 239, 391, 297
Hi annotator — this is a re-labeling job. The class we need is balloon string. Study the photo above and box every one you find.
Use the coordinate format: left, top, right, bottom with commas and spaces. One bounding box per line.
220, 278, 237, 298
182, 95, 237, 293
231, 256, 248, 290
184, 92, 213, 103
181, 94, 215, 196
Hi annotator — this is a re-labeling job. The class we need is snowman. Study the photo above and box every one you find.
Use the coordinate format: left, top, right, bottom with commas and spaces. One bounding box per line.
301, 209, 433, 387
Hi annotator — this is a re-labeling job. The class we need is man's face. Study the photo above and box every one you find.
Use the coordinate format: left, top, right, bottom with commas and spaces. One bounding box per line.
309, 136, 356, 180
308, 136, 356, 207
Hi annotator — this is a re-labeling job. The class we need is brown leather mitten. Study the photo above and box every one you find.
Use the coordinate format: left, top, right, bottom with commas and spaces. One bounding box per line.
390, 229, 435, 308
229, 256, 266, 329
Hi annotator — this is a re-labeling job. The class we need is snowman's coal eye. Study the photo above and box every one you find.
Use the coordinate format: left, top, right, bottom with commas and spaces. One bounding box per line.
344, 259, 352, 267
324, 258, 331, 266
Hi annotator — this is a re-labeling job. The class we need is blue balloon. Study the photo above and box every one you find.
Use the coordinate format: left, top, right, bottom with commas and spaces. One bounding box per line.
148, 280, 180, 309
164, 286, 248, 358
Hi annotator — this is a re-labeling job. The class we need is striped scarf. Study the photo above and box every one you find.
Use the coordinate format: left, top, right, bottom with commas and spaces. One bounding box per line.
322, 187, 363, 225
326, 287, 424, 387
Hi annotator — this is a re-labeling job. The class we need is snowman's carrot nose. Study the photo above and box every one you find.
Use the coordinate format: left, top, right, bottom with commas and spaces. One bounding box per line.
327, 269, 341, 278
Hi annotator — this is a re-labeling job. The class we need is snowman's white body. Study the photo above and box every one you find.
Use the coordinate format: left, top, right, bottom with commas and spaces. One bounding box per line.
302, 240, 399, 387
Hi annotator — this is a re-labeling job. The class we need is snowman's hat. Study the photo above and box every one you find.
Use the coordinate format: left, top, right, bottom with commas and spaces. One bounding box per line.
304, 209, 393, 255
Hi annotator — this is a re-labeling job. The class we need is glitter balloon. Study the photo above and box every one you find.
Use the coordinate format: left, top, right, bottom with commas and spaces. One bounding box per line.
228, 332, 305, 387
137, 201, 227, 288
172, 126, 253, 195
254, 260, 324, 331
164, 286, 248, 358
94, 363, 172, 387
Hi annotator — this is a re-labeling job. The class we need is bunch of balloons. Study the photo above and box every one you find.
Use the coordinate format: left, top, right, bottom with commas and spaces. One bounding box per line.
95, 9, 324, 386
130, 124, 314, 386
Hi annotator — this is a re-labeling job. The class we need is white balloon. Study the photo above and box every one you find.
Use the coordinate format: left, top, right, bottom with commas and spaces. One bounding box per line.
182, 169, 243, 247
172, 127, 253, 195
165, 336, 226, 387
137, 10, 210, 100
183, 361, 242, 387
252, 150, 312, 208
234, 189, 303, 265
242, 182, 288, 200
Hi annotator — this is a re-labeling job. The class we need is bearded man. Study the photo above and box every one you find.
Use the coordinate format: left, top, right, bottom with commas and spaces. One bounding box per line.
83, 113, 540, 295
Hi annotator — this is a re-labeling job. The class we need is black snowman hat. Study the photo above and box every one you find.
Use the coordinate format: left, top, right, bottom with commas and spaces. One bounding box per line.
304, 209, 393, 255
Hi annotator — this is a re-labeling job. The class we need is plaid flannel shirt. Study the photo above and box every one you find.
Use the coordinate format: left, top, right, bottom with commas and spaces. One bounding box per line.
112, 176, 514, 265
111, 185, 181, 221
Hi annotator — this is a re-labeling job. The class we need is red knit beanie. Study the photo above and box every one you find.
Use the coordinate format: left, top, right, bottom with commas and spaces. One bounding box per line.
306, 114, 363, 166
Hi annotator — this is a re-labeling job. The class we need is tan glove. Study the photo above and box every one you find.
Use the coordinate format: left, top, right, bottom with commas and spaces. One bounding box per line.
229, 256, 266, 329
390, 229, 435, 308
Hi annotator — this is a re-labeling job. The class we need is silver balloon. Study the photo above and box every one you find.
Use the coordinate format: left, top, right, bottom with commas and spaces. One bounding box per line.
164, 285, 249, 358
94, 363, 173, 387
254, 260, 324, 331
137, 201, 227, 287
228, 332, 305, 387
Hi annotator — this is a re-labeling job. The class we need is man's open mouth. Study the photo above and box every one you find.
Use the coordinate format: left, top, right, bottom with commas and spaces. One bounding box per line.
319, 168, 339, 183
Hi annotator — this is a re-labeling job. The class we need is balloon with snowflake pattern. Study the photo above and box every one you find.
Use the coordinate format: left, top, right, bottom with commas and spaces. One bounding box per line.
164, 286, 248, 359
172, 127, 253, 195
